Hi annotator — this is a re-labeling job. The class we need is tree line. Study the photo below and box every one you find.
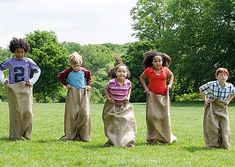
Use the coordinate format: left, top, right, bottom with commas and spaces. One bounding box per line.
0, 0, 234, 103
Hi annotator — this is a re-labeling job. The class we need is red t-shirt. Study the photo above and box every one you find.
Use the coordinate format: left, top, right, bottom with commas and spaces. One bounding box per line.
143, 66, 171, 95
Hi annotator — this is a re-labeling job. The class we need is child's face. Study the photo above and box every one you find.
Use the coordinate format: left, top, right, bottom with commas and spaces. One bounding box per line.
15, 48, 25, 60
70, 63, 81, 72
152, 55, 163, 69
216, 72, 228, 85
116, 65, 127, 81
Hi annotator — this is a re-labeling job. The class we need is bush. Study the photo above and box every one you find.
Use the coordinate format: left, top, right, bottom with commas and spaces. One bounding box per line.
175, 92, 201, 102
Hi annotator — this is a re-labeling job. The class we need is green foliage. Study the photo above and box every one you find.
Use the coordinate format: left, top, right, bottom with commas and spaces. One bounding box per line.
62, 41, 82, 53
90, 68, 109, 103
78, 44, 128, 103
175, 92, 201, 102
131, 0, 235, 97
26, 30, 69, 102
123, 40, 155, 102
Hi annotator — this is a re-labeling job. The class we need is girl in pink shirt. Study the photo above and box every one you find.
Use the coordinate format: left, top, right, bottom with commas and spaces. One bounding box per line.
140, 51, 176, 144
102, 63, 137, 147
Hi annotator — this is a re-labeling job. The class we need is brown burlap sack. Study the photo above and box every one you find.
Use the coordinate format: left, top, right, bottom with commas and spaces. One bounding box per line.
61, 87, 91, 141
146, 91, 176, 144
102, 100, 137, 147
6, 81, 33, 139
203, 100, 230, 148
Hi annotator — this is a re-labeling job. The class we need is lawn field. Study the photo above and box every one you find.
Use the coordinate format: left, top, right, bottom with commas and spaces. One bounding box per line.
0, 102, 235, 166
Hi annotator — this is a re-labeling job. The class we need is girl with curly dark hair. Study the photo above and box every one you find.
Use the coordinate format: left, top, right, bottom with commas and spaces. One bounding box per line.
0, 37, 41, 140
140, 50, 176, 144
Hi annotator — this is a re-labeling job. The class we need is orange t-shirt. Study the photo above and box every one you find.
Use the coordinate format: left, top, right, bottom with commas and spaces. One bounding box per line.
143, 66, 171, 95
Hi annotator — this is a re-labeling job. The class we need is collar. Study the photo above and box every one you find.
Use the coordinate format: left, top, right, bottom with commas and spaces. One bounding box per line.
216, 80, 228, 88
114, 78, 128, 86
149, 66, 163, 72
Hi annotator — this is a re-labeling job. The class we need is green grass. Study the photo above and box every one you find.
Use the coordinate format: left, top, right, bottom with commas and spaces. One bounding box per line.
0, 102, 235, 166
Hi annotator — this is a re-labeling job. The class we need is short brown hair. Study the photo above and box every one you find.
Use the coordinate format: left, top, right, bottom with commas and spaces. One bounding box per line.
215, 67, 229, 76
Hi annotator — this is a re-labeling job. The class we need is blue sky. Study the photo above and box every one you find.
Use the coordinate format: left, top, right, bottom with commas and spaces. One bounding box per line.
0, 0, 138, 48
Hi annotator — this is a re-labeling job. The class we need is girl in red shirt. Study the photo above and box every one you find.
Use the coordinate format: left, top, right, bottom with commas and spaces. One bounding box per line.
140, 51, 176, 144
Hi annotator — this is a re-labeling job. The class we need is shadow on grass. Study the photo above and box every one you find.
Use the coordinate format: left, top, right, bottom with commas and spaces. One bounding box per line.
34, 139, 62, 143
81, 143, 107, 149
183, 146, 208, 152
0, 137, 28, 142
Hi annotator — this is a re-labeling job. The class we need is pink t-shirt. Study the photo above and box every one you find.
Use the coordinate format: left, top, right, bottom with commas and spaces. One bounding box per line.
107, 78, 131, 102
144, 66, 171, 95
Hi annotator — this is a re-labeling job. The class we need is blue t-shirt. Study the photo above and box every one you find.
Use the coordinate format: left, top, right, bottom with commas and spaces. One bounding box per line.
66, 70, 86, 89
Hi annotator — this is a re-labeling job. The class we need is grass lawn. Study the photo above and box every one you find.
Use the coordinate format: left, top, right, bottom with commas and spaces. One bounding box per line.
0, 102, 235, 166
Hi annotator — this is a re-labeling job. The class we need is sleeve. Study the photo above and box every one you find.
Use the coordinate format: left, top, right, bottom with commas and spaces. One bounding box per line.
143, 68, 150, 77
199, 82, 211, 95
166, 67, 171, 75
30, 68, 41, 85
0, 59, 10, 84
27, 58, 40, 73
81, 67, 92, 86
27, 58, 41, 85
57, 68, 71, 86
230, 83, 235, 95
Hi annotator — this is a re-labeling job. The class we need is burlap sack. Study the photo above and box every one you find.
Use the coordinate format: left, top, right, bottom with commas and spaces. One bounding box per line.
203, 100, 230, 148
6, 81, 33, 139
146, 91, 176, 144
102, 101, 137, 147
61, 87, 91, 141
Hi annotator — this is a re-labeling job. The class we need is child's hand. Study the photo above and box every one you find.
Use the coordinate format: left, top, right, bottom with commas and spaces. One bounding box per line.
66, 84, 72, 89
124, 98, 129, 104
167, 84, 173, 90
204, 99, 215, 107
224, 102, 228, 109
4, 80, 8, 85
26, 81, 32, 86
107, 97, 115, 103
144, 88, 150, 94
86, 85, 91, 91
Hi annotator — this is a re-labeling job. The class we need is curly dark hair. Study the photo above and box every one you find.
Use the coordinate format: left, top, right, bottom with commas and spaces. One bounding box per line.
142, 50, 171, 70
9, 37, 30, 53
107, 55, 123, 79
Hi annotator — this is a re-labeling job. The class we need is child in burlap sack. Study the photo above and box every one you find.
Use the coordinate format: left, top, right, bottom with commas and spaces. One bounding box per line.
58, 52, 91, 141
103, 63, 137, 148
140, 51, 176, 144
0, 37, 41, 139
199, 67, 235, 149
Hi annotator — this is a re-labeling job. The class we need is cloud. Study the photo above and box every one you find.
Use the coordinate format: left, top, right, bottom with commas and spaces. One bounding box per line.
0, 0, 138, 48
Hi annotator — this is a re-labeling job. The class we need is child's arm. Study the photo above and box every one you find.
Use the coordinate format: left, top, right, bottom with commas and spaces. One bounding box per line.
200, 91, 211, 107
140, 72, 149, 94
124, 87, 132, 103
105, 87, 115, 103
29, 68, 41, 85
225, 94, 235, 106
57, 68, 71, 86
168, 72, 174, 89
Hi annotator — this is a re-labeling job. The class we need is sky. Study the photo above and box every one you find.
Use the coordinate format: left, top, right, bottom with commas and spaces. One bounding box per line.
0, 0, 138, 48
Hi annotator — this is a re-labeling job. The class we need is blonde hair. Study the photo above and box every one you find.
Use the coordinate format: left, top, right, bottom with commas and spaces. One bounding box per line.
68, 52, 83, 65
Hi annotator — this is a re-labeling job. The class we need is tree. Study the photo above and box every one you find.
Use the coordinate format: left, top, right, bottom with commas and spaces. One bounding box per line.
130, 0, 235, 97
123, 40, 155, 102
26, 30, 68, 102
62, 42, 82, 53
